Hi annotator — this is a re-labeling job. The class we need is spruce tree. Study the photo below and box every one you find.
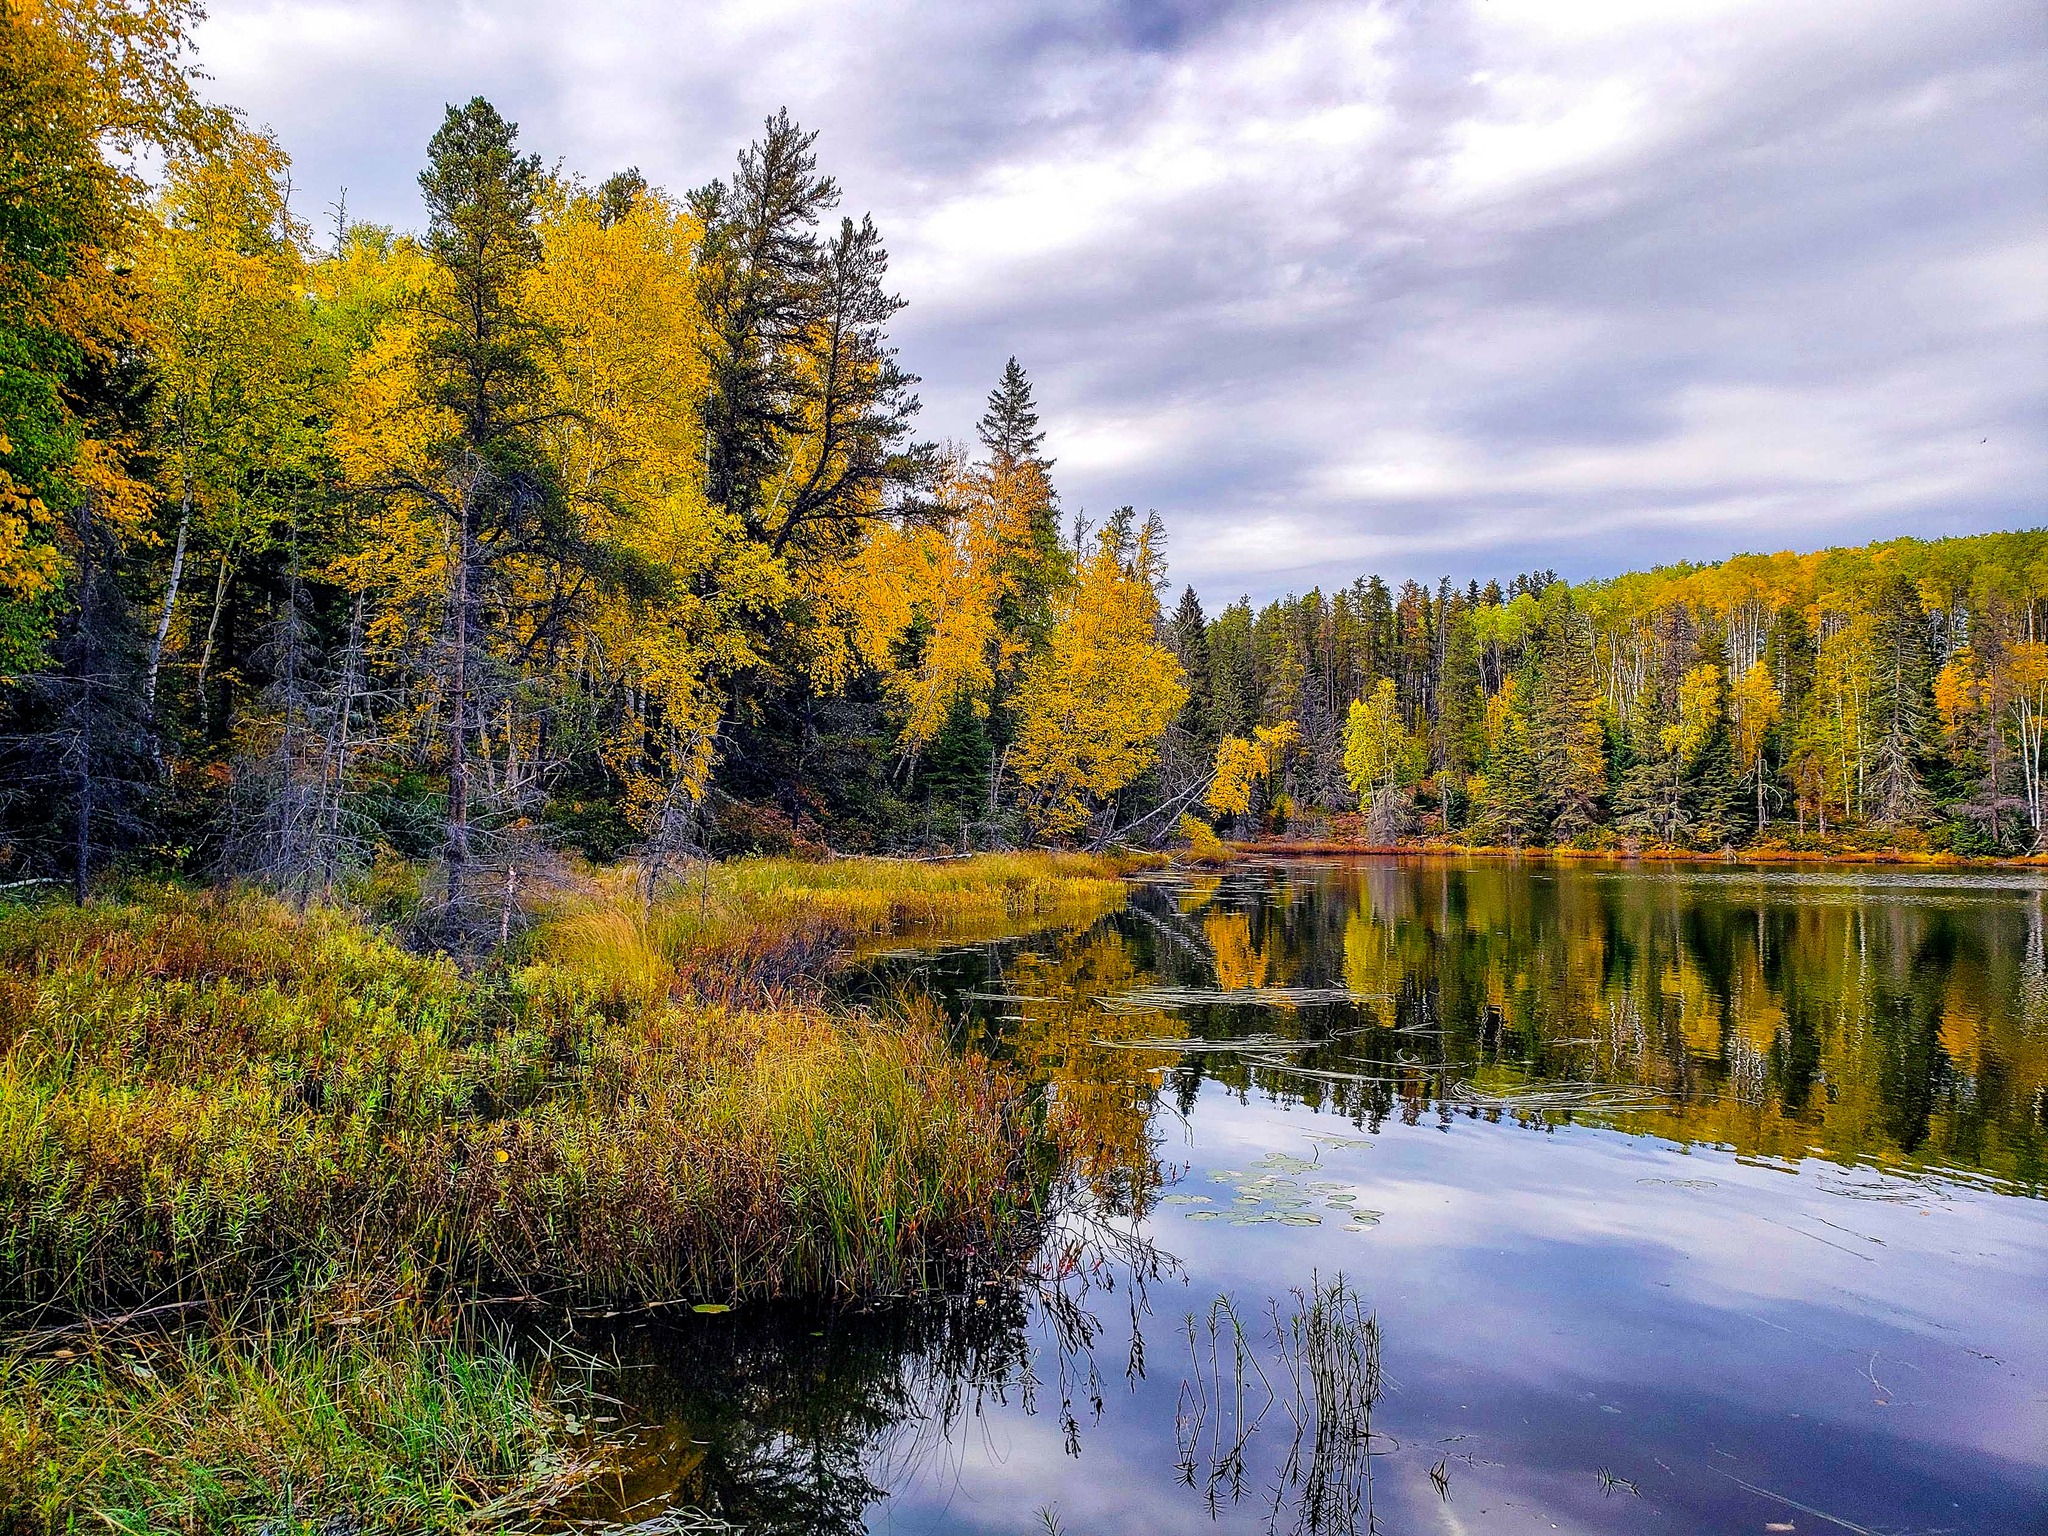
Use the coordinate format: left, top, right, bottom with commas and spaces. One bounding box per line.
978, 355, 1050, 472
1532, 600, 1607, 840
1169, 585, 1214, 744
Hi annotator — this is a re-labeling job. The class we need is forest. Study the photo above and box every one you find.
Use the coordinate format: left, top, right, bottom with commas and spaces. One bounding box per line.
1180, 529, 2048, 857
6, 0, 2047, 931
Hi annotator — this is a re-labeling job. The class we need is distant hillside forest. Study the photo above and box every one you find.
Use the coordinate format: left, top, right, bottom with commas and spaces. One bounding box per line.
3, 3, 2043, 923
1175, 530, 2048, 857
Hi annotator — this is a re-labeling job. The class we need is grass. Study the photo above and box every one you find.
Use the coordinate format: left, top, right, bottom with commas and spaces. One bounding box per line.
0, 851, 1131, 1527
535, 851, 1133, 1006
0, 1315, 616, 1534
0, 870, 1102, 1311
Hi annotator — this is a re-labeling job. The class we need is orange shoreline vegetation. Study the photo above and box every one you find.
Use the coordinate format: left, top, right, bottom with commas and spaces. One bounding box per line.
1225, 837, 2048, 868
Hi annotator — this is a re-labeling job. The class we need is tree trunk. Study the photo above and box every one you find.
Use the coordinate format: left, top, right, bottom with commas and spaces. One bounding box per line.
447, 502, 472, 900
145, 475, 191, 709
194, 543, 234, 735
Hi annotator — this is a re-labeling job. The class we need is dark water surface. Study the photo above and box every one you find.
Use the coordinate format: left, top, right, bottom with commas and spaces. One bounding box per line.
594, 860, 2048, 1535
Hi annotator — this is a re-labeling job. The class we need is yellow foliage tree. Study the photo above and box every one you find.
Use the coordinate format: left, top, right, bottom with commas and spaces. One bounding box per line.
138, 129, 324, 714
1728, 660, 1781, 832
1009, 519, 1185, 839
1207, 720, 1299, 818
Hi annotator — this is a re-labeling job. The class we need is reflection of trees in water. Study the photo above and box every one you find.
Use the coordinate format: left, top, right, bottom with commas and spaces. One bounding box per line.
580, 1291, 1033, 1534
586, 1255, 1391, 1536
593, 867, 2045, 1532
907, 863, 2044, 1188
581, 1212, 1171, 1535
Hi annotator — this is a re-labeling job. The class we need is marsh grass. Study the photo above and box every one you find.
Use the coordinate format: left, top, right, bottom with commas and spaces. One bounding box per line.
0, 854, 1128, 1314
0, 853, 1132, 1527
0, 1313, 615, 1533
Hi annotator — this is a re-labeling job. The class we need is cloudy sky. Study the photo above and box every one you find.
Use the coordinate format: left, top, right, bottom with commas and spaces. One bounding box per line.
196, 0, 2046, 607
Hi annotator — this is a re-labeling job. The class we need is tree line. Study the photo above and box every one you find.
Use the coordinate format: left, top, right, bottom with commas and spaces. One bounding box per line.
0, 0, 1186, 929
6, 1, 2041, 927
1168, 532, 2048, 854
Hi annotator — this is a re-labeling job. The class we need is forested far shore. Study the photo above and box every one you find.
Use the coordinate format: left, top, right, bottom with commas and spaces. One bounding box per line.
5, 0, 2044, 928
1181, 531, 2048, 859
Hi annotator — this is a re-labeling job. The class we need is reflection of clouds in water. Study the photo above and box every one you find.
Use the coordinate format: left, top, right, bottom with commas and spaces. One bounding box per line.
830, 862, 2048, 1534
1157, 1091, 2044, 1460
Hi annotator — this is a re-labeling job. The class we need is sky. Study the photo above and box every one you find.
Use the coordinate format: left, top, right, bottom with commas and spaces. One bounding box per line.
195, 0, 2048, 608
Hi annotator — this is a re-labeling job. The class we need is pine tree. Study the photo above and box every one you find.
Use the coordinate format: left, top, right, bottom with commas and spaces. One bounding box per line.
977, 355, 1049, 472
690, 110, 923, 563
1169, 585, 1213, 744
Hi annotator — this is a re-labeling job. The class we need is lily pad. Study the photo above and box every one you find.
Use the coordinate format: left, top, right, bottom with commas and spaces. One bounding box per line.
692, 1303, 733, 1314
1254, 1154, 1319, 1174
1161, 1194, 1212, 1205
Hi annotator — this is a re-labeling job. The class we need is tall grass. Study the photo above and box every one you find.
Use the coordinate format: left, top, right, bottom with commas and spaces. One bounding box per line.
0, 1316, 615, 1533
538, 850, 1133, 1006
0, 865, 1109, 1312
0, 854, 1135, 1528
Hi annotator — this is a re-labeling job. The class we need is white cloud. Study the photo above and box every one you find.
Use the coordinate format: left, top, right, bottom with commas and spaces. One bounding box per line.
194, 0, 2048, 604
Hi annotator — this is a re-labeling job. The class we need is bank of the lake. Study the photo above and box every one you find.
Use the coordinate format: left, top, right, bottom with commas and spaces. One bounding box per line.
0, 852, 1130, 1533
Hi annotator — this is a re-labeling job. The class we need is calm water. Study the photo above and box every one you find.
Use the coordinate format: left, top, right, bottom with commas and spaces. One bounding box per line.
591, 860, 2048, 1535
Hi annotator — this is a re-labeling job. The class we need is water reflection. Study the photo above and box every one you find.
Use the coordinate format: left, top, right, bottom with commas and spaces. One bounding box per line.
918, 859, 2047, 1197
582, 859, 2048, 1534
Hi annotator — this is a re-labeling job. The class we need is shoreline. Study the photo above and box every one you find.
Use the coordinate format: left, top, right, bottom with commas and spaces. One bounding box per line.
1223, 840, 2048, 869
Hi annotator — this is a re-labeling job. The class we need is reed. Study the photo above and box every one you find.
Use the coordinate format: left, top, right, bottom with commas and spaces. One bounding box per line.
0, 1314, 616, 1533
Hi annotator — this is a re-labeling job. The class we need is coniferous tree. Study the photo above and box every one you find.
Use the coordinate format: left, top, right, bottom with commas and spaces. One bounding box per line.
978, 359, 1065, 655
1207, 600, 1260, 739
1437, 597, 1482, 826
978, 356, 1049, 472
691, 109, 924, 566
1867, 574, 1934, 826
1531, 598, 1607, 839
414, 97, 565, 920
1168, 585, 1213, 744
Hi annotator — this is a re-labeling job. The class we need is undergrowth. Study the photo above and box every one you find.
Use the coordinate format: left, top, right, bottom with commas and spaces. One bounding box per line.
0, 851, 1129, 1313
0, 1314, 614, 1534
0, 851, 1130, 1528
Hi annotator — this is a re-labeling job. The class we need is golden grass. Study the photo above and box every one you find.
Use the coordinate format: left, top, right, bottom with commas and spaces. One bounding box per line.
537, 851, 1133, 1003
0, 867, 1124, 1314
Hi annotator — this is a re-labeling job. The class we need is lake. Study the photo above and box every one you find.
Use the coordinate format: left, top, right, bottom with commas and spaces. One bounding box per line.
585, 858, 2048, 1535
